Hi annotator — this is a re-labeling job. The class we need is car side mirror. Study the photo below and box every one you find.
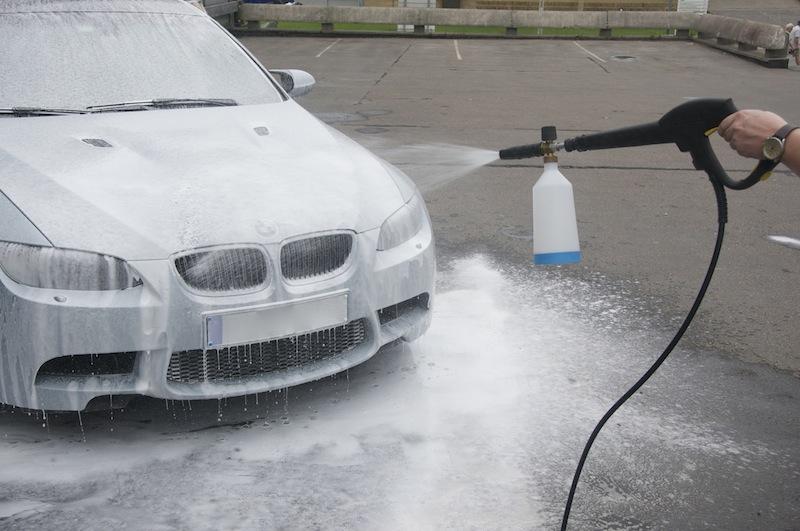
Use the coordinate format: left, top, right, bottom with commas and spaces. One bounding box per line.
269, 69, 315, 98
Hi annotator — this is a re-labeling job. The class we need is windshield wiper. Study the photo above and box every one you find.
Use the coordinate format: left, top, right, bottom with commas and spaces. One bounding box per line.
86, 98, 238, 112
0, 107, 88, 117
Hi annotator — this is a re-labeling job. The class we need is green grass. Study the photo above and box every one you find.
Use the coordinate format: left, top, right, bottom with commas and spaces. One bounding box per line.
436, 25, 602, 36
275, 21, 321, 30
275, 21, 399, 32
268, 21, 678, 38
537, 27, 604, 37
337, 22, 398, 31
610, 27, 672, 37
434, 25, 506, 35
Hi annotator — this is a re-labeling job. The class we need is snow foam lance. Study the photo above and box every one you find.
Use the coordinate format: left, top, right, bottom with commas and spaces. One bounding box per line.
501, 126, 581, 265
498, 99, 781, 267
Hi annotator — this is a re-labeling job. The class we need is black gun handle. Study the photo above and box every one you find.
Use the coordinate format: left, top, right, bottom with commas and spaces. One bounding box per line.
691, 135, 777, 191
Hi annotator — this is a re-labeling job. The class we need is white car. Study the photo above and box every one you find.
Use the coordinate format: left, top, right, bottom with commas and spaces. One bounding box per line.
0, 0, 434, 411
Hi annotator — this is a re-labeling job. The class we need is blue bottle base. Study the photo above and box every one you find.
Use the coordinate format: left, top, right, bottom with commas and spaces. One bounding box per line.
533, 251, 582, 265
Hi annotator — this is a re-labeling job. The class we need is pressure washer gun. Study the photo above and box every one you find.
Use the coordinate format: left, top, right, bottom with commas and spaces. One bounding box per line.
498, 98, 778, 265
501, 98, 785, 530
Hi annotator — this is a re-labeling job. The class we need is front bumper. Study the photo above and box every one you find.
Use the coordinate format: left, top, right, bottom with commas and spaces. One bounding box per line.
0, 225, 434, 411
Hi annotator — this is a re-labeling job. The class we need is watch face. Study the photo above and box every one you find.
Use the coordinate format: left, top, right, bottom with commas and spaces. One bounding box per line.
763, 137, 784, 161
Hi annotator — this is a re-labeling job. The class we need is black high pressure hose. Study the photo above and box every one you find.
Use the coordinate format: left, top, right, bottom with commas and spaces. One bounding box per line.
560, 179, 728, 530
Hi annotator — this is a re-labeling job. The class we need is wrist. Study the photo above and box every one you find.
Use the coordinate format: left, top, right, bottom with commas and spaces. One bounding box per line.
781, 128, 800, 175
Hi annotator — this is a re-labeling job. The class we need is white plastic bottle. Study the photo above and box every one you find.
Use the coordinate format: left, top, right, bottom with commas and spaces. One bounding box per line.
532, 154, 581, 265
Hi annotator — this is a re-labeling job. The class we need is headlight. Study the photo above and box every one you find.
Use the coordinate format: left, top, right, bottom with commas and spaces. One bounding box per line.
0, 242, 141, 291
377, 194, 428, 251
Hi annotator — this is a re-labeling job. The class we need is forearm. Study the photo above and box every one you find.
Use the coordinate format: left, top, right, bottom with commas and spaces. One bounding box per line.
782, 130, 800, 177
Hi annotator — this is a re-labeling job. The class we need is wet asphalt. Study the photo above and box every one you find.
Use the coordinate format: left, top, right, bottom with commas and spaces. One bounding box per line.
240, 36, 800, 528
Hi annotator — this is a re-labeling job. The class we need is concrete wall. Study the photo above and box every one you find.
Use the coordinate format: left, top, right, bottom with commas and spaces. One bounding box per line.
693, 13, 787, 49
203, 0, 239, 27
204, 0, 239, 17
239, 4, 700, 27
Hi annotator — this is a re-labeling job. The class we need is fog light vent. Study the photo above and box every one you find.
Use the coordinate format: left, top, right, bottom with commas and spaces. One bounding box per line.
378, 293, 430, 325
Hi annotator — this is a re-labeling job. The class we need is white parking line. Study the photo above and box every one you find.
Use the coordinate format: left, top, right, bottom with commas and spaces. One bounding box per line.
454, 39, 462, 60
573, 41, 606, 63
316, 39, 341, 58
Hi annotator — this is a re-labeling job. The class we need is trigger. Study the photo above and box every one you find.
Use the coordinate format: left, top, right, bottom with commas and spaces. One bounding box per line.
705, 127, 718, 137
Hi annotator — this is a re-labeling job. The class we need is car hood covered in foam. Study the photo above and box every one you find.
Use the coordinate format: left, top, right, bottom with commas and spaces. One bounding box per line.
0, 101, 410, 259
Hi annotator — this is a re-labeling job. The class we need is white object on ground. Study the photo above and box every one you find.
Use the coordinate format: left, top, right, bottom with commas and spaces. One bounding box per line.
767, 234, 800, 250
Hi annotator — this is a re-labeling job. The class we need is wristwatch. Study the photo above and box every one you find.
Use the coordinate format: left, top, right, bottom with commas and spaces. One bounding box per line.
762, 124, 799, 162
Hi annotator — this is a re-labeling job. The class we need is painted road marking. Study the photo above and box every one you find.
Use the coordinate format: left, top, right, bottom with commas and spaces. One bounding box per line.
454, 39, 462, 60
573, 41, 606, 63
316, 39, 341, 58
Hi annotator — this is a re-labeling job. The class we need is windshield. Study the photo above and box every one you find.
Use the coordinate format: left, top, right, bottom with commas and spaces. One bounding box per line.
0, 10, 283, 110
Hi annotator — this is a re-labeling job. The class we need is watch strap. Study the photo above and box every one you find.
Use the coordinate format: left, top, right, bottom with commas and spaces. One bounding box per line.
773, 124, 799, 141
764, 124, 799, 162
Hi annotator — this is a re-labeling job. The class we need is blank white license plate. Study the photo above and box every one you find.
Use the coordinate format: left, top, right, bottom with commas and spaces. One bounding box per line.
205, 291, 348, 348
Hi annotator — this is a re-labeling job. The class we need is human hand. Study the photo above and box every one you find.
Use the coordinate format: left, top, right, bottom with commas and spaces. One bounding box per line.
718, 110, 787, 159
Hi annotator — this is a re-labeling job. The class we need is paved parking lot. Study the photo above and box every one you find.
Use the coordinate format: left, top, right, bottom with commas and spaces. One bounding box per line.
243, 35, 800, 374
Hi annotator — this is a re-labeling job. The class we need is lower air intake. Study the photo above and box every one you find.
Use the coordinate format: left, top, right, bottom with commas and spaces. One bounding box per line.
378, 293, 430, 325
36, 352, 137, 382
167, 319, 368, 384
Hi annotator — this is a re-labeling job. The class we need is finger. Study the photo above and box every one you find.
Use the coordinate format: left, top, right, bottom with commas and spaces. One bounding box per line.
718, 114, 736, 137
718, 123, 737, 142
719, 125, 734, 142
